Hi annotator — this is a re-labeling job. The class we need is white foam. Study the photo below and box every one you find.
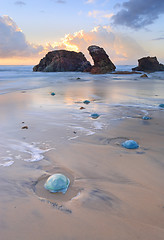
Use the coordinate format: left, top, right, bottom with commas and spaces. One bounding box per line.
68, 136, 79, 141
74, 126, 95, 136
0, 157, 14, 167
0, 161, 14, 167
10, 141, 51, 162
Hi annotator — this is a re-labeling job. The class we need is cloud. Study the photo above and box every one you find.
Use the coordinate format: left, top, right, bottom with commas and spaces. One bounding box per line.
112, 0, 164, 29
88, 10, 113, 19
85, 0, 95, 3
55, 0, 66, 3
0, 15, 43, 58
14, 1, 26, 6
48, 25, 146, 64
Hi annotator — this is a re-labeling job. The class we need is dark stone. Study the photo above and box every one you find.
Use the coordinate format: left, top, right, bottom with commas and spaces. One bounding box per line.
88, 45, 116, 74
132, 56, 164, 72
22, 126, 28, 129
33, 50, 91, 72
140, 74, 148, 78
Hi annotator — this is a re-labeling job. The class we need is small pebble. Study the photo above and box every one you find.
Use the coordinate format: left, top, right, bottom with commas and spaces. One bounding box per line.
140, 74, 148, 78
80, 107, 85, 110
122, 140, 139, 149
22, 126, 28, 129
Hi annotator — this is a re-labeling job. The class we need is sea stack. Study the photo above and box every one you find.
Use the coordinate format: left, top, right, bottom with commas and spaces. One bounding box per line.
33, 50, 91, 72
132, 56, 164, 72
88, 45, 116, 74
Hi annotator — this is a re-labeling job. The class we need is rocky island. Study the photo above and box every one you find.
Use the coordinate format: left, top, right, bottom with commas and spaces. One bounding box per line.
33, 45, 116, 74
87, 45, 116, 74
33, 50, 91, 72
132, 56, 164, 72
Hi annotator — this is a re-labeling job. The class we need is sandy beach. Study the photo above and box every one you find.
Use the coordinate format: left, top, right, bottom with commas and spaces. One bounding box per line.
0, 69, 164, 240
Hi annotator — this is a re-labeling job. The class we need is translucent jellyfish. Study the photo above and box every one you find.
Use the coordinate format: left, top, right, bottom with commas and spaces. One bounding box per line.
91, 113, 100, 119
83, 100, 90, 104
159, 104, 164, 108
142, 116, 152, 120
44, 173, 70, 194
122, 140, 139, 149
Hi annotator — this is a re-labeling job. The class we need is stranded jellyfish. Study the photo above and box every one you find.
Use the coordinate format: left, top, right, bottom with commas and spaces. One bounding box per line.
122, 140, 139, 149
91, 113, 100, 119
44, 173, 70, 194
83, 100, 90, 104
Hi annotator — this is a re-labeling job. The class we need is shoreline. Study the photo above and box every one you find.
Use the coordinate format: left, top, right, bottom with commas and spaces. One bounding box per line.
0, 74, 164, 239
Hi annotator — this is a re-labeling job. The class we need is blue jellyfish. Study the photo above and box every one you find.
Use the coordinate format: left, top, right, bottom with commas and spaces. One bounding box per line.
122, 140, 139, 149
91, 113, 100, 119
142, 116, 152, 120
51, 92, 56, 96
159, 104, 164, 108
44, 173, 70, 194
83, 100, 90, 104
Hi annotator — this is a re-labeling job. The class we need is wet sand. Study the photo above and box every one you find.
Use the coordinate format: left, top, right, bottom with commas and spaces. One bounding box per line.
0, 78, 164, 240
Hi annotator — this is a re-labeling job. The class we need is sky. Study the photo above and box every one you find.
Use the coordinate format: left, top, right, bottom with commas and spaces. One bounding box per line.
0, 0, 164, 65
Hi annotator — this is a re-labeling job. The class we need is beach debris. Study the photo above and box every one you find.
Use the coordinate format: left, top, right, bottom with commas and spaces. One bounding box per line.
51, 92, 56, 96
83, 100, 90, 104
80, 107, 85, 110
140, 74, 148, 78
73, 131, 77, 134
142, 116, 152, 120
122, 140, 139, 149
44, 173, 70, 194
76, 77, 81, 80
159, 104, 164, 108
22, 126, 28, 129
91, 113, 100, 119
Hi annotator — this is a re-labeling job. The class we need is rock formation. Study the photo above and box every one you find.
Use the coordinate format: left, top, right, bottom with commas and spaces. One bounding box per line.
88, 45, 116, 74
132, 56, 164, 72
33, 50, 91, 72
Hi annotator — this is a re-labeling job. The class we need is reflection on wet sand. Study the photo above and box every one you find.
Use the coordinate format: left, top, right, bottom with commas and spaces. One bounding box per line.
0, 76, 164, 240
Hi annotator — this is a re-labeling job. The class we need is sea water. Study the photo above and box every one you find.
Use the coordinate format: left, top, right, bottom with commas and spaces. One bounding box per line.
0, 65, 164, 168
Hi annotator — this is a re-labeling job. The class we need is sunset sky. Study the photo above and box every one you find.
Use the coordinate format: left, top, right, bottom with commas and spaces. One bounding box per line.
0, 0, 164, 65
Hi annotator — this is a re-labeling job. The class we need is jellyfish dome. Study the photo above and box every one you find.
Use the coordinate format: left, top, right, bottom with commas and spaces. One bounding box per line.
142, 116, 152, 120
91, 113, 100, 119
159, 104, 164, 108
83, 100, 90, 104
122, 140, 139, 149
44, 173, 70, 194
